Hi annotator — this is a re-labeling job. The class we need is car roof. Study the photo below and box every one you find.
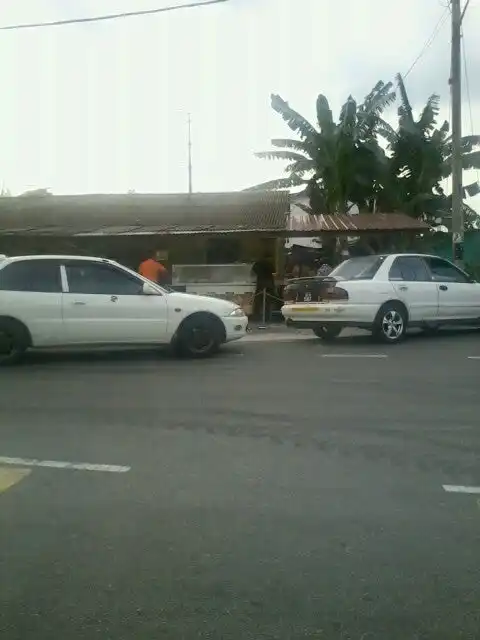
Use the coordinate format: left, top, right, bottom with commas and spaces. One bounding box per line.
2, 254, 113, 264
346, 253, 445, 260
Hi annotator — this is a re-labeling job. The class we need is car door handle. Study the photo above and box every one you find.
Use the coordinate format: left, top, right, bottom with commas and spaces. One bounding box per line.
399, 285, 408, 291
72, 301, 86, 306
439, 285, 448, 291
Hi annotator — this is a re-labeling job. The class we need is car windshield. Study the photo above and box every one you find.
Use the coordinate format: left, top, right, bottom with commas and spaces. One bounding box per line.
329, 256, 385, 280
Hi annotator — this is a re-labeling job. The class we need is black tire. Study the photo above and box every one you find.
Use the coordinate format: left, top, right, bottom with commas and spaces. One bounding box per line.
312, 324, 343, 342
174, 315, 222, 359
372, 302, 408, 344
0, 320, 28, 366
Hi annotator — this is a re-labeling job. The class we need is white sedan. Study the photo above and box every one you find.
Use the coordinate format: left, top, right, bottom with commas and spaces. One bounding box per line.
0, 254, 248, 365
281, 253, 480, 343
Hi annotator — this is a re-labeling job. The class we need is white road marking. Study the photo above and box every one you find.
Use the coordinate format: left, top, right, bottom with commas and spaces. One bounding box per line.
442, 485, 480, 494
467, 356, 480, 360
321, 354, 388, 359
0, 456, 130, 473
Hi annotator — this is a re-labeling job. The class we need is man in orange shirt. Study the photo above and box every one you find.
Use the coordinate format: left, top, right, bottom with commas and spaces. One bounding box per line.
138, 250, 169, 285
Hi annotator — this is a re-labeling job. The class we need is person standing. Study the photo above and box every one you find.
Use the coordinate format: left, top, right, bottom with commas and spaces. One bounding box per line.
252, 253, 275, 321
138, 250, 169, 285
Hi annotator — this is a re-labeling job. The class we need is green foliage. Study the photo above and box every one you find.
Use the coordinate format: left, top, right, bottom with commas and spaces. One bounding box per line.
249, 81, 395, 214
252, 74, 480, 228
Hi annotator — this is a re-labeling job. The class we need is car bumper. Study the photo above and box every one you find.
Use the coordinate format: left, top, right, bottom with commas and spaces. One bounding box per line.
222, 316, 249, 342
281, 303, 376, 326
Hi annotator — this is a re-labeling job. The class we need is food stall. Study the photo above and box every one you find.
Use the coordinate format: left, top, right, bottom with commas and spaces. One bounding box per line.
171, 263, 256, 315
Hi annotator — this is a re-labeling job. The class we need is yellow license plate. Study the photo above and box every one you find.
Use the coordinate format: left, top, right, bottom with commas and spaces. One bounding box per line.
292, 306, 318, 312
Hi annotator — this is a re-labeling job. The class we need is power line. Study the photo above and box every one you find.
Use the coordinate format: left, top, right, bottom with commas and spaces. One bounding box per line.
0, 0, 228, 31
461, 0, 472, 22
403, 6, 450, 78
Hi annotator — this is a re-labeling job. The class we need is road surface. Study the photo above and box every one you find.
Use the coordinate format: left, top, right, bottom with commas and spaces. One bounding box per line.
1, 330, 479, 639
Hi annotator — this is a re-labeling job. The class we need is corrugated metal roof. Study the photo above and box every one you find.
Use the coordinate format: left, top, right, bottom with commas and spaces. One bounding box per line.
0, 191, 290, 237
288, 212, 430, 234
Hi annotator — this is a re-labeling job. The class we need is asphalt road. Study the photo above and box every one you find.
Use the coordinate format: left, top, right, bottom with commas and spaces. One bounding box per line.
1, 330, 480, 639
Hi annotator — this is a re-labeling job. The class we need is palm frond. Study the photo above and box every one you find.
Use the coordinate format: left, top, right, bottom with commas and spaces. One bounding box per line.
461, 150, 480, 171
418, 94, 440, 134
270, 94, 317, 141
395, 73, 414, 129
285, 158, 315, 174
339, 96, 357, 135
360, 80, 396, 116
255, 150, 309, 163
270, 138, 317, 157
444, 133, 480, 157
316, 94, 334, 134
376, 120, 397, 145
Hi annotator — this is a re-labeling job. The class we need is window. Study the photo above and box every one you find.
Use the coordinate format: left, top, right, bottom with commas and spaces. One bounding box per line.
389, 257, 430, 282
329, 256, 385, 281
424, 257, 470, 283
0, 260, 62, 293
65, 262, 144, 295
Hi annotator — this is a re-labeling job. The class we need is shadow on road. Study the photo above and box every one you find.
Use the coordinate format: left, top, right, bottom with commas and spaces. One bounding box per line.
4, 326, 480, 369
318, 326, 480, 347
14, 344, 246, 368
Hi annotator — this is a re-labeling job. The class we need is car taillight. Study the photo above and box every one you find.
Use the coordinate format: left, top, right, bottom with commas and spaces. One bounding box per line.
325, 286, 349, 301
283, 286, 295, 302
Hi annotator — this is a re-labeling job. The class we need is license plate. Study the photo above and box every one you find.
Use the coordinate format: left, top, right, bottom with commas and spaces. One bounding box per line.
292, 306, 317, 312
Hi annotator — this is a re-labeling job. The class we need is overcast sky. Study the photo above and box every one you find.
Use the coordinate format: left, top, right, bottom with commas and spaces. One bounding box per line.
1, 0, 480, 207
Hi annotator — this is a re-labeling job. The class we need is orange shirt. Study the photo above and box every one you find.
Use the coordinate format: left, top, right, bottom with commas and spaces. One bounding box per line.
138, 258, 166, 283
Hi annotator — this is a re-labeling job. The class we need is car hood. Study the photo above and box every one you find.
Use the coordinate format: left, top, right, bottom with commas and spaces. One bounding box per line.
166, 291, 239, 314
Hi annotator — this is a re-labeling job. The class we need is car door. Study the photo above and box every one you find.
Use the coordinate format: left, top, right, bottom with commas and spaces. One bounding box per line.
62, 260, 169, 344
388, 256, 439, 321
0, 259, 64, 346
423, 256, 480, 320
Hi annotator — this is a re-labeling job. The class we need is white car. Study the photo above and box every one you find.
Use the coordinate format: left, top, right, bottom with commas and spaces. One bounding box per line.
0, 254, 248, 364
281, 253, 480, 343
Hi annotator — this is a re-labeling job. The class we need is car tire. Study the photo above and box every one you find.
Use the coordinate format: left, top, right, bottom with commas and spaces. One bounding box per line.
372, 302, 408, 344
174, 314, 222, 359
312, 324, 343, 341
0, 320, 28, 366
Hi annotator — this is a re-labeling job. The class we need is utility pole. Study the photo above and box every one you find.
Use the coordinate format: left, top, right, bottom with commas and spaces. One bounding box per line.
450, 0, 464, 266
187, 113, 193, 194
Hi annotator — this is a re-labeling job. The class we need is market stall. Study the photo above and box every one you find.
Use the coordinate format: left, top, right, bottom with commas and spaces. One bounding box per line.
172, 263, 256, 315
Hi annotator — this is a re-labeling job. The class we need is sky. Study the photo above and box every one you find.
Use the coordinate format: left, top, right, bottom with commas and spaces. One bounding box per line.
1, 0, 480, 210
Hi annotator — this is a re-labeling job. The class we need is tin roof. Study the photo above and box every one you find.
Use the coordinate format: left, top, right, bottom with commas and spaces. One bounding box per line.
287, 212, 430, 235
0, 191, 289, 236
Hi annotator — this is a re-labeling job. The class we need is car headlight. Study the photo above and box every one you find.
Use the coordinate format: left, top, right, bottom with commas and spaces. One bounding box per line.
227, 307, 246, 317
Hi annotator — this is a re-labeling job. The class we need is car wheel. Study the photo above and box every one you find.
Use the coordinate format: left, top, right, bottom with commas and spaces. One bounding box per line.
175, 315, 222, 359
0, 321, 27, 365
373, 302, 407, 344
312, 324, 343, 341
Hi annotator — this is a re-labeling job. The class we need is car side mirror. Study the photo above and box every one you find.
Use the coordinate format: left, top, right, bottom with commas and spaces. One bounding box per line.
142, 282, 161, 296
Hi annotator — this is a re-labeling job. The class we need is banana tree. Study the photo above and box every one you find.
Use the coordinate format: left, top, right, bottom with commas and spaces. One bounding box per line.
381, 74, 480, 228
249, 81, 396, 214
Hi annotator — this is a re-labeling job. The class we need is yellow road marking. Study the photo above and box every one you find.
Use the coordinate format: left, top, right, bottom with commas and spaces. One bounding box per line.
0, 467, 31, 493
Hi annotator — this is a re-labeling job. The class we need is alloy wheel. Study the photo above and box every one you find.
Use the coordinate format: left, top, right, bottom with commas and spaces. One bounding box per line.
381, 310, 404, 341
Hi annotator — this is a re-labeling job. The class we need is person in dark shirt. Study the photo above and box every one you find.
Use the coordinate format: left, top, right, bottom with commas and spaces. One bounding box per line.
252, 254, 275, 321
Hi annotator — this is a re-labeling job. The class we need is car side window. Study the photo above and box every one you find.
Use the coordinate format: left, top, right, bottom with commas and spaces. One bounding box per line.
424, 257, 469, 283
65, 263, 144, 295
0, 260, 62, 293
388, 257, 430, 282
